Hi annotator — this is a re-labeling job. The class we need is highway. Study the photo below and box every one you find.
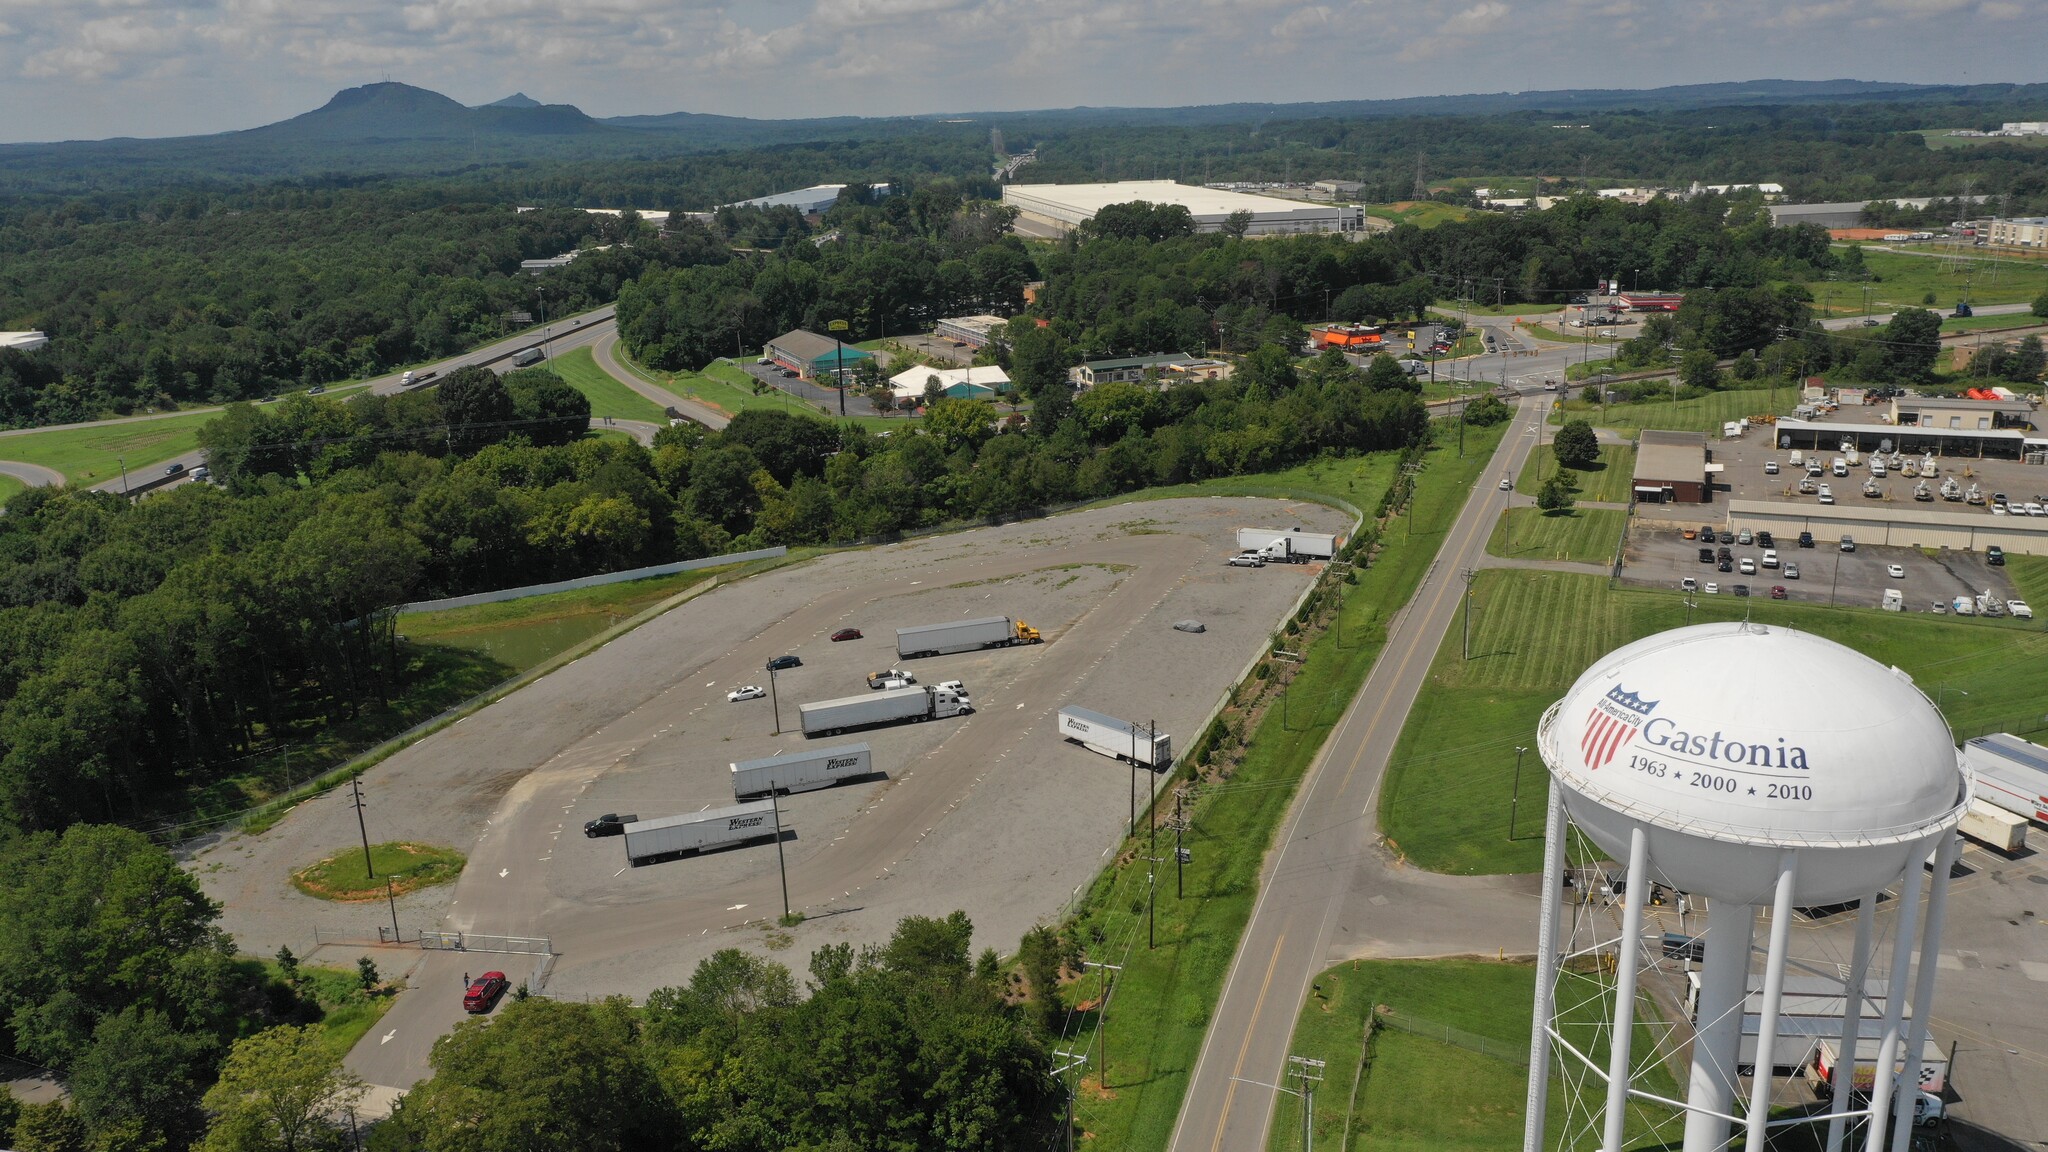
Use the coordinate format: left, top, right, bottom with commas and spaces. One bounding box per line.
1167, 394, 1539, 1152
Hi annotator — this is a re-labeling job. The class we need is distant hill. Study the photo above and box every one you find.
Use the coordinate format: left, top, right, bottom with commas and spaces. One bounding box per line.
481, 92, 542, 109
242, 82, 610, 140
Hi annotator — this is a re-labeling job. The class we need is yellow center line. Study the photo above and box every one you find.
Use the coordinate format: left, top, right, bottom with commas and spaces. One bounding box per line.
1211, 933, 1288, 1152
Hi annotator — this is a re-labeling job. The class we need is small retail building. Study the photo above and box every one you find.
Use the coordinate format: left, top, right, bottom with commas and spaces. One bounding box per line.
935, 315, 1009, 348
1633, 429, 1712, 504
1069, 353, 1232, 388
765, 330, 872, 381
888, 365, 1012, 404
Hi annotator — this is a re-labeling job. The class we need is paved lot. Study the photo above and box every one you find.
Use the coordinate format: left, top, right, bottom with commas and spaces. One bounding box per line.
889, 332, 975, 368
742, 359, 889, 416
191, 496, 1348, 1095
1718, 425, 2048, 518
1622, 522, 2024, 612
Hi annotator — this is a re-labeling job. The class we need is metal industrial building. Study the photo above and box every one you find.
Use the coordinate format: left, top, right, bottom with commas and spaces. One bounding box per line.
726, 183, 893, 216
1632, 430, 1712, 503
764, 329, 872, 381
1003, 180, 1365, 236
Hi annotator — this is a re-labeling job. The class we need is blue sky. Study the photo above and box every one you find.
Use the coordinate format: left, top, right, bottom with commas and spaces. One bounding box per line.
0, 0, 2043, 143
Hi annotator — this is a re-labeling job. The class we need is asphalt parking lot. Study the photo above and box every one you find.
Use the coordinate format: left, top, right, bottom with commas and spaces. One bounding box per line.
1621, 521, 2024, 612
1716, 425, 2048, 518
741, 359, 889, 416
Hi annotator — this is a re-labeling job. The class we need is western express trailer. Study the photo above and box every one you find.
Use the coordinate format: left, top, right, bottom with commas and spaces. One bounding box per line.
895, 616, 1041, 658
624, 801, 777, 864
731, 743, 873, 800
1235, 528, 1337, 562
1961, 732, 2048, 823
799, 685, 970, 738
1056, 705, 1172, 768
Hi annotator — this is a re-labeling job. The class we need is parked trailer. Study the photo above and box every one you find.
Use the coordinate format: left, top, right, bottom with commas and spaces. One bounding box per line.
1959, 798, 2027, 852
1811, 1035, 1949, 1096
1236, 528, 1337, 562
1961, 732, 2048, 823
895, 616, 1041, 659
732, 743, 873, 800
624, 801, 777, 865
800, 685, 970, 738
1056, 705, 1172, 768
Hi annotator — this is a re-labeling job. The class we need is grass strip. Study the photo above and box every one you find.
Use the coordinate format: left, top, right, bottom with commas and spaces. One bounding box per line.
1488, 507, 1630, 567
1551, 386, 1801, 433
1057, 418, 1508, 1151
545, 346, 672, 423
0, 410, 216, 484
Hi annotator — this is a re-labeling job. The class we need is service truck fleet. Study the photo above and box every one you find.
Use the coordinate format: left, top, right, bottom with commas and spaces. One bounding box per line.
800, 685, 970, 737
1961, 732, 2048, 823
731, 743, 873, 800
896, 616, 1041, 658
624, 801, 777, 864
1057, 705, 1172, 768
1236, 528, 1337, 563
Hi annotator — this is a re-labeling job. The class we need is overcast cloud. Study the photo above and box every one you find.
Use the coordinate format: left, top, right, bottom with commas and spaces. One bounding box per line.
0, 0, 2040, 143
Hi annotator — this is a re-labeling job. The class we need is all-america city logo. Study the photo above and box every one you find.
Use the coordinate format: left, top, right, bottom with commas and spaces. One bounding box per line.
1581, 685, 1658, 770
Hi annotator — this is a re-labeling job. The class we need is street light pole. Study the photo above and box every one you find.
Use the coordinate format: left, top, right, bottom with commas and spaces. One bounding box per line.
1509, 745, 1529, 840
118, 456, 130, 498
768, 667, 782, 735
828, 319, 850, 417
771, 785, 791, 921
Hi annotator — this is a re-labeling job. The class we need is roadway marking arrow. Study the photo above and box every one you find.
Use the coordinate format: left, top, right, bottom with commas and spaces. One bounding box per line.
727, 903, 748, 911
498, 868, 509, 878
380, 1029, 396, 1045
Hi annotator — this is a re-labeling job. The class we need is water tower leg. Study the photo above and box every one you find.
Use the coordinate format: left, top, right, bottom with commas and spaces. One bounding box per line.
1522, 785, 1567, 1152
1744, 852, 1802, 1150
1861, 860, 1927, 1152
1824, 895, 1879, 1152
1600, 827, 1649, 1152
1682, 898, 1755, 1152
1888, 832, 1960, 1152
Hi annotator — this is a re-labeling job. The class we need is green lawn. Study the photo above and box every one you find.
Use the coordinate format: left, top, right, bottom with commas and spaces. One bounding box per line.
546, 347, 672, 423
0, 475, 24, 503
1271, 959, 1676, 1152
1553, 386, 1799, 434
1366, 201, 1477, 228
1516, 444, 1636, 503
1488, 508, 1629, 566
610, 350, 917, 433
1806, 248, 2048, 310
398, 569, 719, 675
290, 841, 466, 900
254, 960, 402, 1062
0, 410, 217, 484
1942, 312, 2048, 334
1061, 419, 1508, 1152
1379, 568, 2048, 874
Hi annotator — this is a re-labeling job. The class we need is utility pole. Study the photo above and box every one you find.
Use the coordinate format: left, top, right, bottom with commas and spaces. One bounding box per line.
385, 879, 401, 943
1083, 960, 1122, 1090
828, 319, 850, 416
118, 456, 130, 498
1147, 776, 1159, 947
1288, 1055, 1326, 1152
771, 785, 790, 921
1171, 785, 1192, 899
767, 667, 782, 735
349, 773, 374, 879
1461, 568, 1476, 660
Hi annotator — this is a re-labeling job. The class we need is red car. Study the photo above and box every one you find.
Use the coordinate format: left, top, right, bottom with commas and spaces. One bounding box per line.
463, 971, 509, 1014
830, 627, 862, 642
1769, 586, 1788, 600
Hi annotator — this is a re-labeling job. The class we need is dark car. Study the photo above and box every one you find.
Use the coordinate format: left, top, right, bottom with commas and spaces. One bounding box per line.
1717, 546, 1732, 562
1756, 531, 1775, 549
1797, 531, 1815, 548
583, 813, 635, 838
766, 655, 802, 671
1699, 527, 1717, 544
1861, 318, 1881, 327
1698, 547, 1716, 563
830, 628, 863, 642
1718, 558, 1733, 572
1770, 586, 1788, 600
1732, 584, 1751, 597
463, 971, 509, 1014
1986, 545, 2005, 566
164, 462, 186, 476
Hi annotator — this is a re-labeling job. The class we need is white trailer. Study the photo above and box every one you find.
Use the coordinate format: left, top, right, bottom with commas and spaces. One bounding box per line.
1961, 732, 2048, 823
1057, 705, 1172, 768
1812, 1035, 1949, 1096
731, 743, 872, 800
624, 801, 777, 864
1959, 798, 2027, 852
895, 616, 1041, 658
1236, 528, 1337, 562
799, 685, 970, 738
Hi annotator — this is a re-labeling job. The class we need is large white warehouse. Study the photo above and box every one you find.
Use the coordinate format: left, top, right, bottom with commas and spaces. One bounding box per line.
1002, 180, 1365, 236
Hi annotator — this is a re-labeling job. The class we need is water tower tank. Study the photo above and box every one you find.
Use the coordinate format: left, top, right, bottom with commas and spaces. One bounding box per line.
1540, 622, 1965, 905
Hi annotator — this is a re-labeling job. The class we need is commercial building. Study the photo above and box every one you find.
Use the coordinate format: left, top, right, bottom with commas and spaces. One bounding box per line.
1617, 292, 1685, 312
725, 184, 893, 216
1633, 429, 1712, 504
1771, 416, 2044, 462
1985, 217, 2048, 248
1725, 497, 2048, 556
1768, 202, 1878, 229
0, 331, 50, 353
764, 329, 872, 381
1891, 395, 2037, 432
1068, 353, 1228, 388
888, 365, 1011, 404
1003, 180, 1365, 236
934, 315, 1008, 348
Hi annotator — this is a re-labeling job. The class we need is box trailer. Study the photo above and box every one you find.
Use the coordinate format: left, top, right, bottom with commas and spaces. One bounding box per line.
624, 801, 777, 864
1959, 797, 2028, 851
1057, 706, 1172, 768
732, 743, 873, 800
896, 616, 1041, 658
799, 685, 970, 738
1811, 1035, 1948, 1096
1961, 733, 2048, 823
1236, 528, 1337, 562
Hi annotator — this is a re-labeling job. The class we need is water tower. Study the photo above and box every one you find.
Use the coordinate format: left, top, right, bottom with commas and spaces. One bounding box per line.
1523, 623, 1968, 1152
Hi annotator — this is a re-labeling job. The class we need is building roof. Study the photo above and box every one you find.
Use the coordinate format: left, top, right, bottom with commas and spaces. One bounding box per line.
1078, 353, 1201, 373
767, 329, 870, 364
725, 184, 893, 213
1005, 180, 1334, 220
936, 314, 1008, 333
1894, 396, 2035, 415
0, 331, 50, 352
1775, 416, 2027, 443
888, 365, 1011, 399
1634, 429, 1708, 482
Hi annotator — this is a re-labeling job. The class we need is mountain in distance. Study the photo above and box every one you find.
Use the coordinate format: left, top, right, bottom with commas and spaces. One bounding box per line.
481, 92, 542, 109
243, 82, 608, 139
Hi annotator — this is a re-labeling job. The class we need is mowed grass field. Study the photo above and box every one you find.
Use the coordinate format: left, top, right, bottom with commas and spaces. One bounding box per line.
1488, 508, 1628, 566
1380, 568, 2048, 874
1552, 386, 1800, 434
1515, 444, 1636, 503
546, 347, 672, 423
1807, 248, 2048, 310
1270, 959, 1675, 1152
0, 409, 215, 484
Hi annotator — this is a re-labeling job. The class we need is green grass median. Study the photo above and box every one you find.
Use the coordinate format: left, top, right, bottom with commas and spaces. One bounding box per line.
547, 346, 672, 423
0, 410, 216, 484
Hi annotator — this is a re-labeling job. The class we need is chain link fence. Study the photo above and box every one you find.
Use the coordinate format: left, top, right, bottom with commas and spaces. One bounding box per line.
418, 931, 554, 956
1374, 1010, 1528, 1065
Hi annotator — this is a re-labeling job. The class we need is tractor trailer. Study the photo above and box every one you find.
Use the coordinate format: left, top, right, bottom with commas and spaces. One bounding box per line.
1810, 1035, 1950, 1097
1236, 528, 1337, 563
1057, 705, 1172, 768
800, 685, 970, 738
731, 743, 873, 800
1961, 732, 2048, 823
624, 801, 777, 864
1959, 798, 2028, 852
896, 616, 1041, 659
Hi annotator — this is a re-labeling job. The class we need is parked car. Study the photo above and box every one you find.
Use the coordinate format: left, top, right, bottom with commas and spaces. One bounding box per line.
1784, 563, 1800, 579
1737, 529, 1754, 545
1839, 536, 1856, 552
2008, 599, 2034, 620
830, 627, 863, 641
1700, 527, 1718, 544
1986, 545, 2005, 566
1756, 531, 1774, 548
1761, 549, 1779, 568
1733, 584, 1751, 597
1703, 583, 1719, 595
1698, 547, 1716, 563
1887, 563, 1906, 579
1798, 531, 1815, 548
1682, 527, 1698, 540
1228, 552, 1266, 568
1739, 558, 1757, 575
1717, 558, 1733, 572
766, 655, 802, 671
1764, 460, 1779, 475
463, 971, 509, 1014
1681, 577, 1698, 592
1770, 586, 1788, 600
727, 685, 767, 702
583, 813, 635, 837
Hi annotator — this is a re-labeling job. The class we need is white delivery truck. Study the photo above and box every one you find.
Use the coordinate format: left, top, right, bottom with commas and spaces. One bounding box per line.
895, 616, 1041, 659
1958, 798, 2027, 852
731, 743, 872, 800
1961, 733, 2048, 823
800, 685, 970, 738
1236, 528, 1338, 563
1057, 705, 1172, 768
624, 801, 777, 865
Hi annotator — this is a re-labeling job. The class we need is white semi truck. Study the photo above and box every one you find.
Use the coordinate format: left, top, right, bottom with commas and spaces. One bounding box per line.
731, 743, 873, 800
1056, 705, 1172, 768
895, 616, 1042, 659
624, 801, 777, 864
1961, 732, 2048, 823
800, 684, 971, 738
1236, 528, 1338, 563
